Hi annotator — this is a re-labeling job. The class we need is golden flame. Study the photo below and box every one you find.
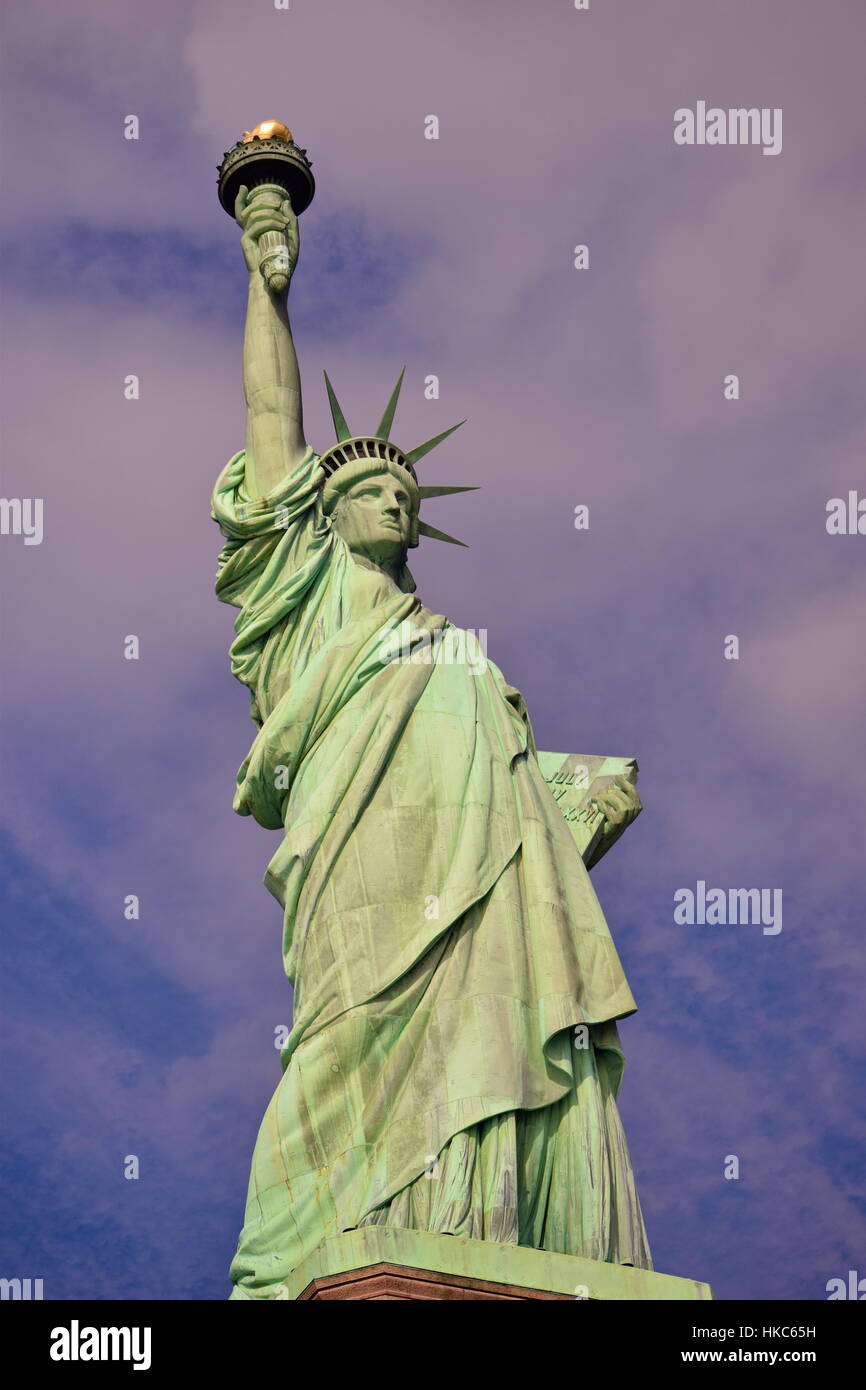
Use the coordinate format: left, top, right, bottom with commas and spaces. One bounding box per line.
241, 120, 292, 143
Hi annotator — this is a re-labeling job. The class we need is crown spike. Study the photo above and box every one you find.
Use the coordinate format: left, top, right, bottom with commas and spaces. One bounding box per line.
418, 484, 478, 499
376, 367, 405, 441
405, 419, 466, 466
323, 371, 352, 442
417, 519, 468, 547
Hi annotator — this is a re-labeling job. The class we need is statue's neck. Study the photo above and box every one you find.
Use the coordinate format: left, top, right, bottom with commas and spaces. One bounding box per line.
349, 550, 416, 594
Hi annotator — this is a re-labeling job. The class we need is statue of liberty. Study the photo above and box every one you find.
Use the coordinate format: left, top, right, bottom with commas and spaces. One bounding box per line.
212, 134, 652, 1300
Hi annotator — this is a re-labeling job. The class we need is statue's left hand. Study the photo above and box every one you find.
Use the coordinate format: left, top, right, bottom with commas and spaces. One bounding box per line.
591, 775, 642, 849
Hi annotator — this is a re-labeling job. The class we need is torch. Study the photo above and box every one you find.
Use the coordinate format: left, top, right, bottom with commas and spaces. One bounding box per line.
217, 120, 315, 294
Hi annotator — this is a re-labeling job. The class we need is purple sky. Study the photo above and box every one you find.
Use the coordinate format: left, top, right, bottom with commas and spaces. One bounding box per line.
1, 0, 864, 1301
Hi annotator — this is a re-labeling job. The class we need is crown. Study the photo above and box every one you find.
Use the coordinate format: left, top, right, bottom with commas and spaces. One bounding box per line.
317, 369, 476, 547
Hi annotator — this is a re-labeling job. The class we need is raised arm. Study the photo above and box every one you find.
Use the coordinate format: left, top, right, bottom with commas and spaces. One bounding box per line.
236, 186, 307, 498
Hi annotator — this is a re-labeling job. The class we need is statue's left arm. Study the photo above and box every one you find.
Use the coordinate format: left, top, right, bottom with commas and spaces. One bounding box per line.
584, 776, 643, 870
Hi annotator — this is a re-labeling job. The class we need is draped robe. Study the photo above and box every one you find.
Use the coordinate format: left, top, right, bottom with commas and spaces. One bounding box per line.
212, 447, 652, 1299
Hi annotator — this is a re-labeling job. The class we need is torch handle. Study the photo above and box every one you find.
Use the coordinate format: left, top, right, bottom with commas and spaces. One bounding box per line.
259, 230, 289, 294
247, 184, 291, 295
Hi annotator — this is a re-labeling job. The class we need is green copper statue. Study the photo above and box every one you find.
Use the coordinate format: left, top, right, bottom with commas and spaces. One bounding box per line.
212, 127, 651, 1301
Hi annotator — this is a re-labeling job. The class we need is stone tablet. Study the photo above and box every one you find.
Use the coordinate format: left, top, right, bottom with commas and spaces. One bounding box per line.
536, 751, 639, 863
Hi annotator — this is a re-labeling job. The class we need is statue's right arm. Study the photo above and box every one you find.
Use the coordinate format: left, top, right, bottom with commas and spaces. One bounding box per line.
236, 186, 308, 499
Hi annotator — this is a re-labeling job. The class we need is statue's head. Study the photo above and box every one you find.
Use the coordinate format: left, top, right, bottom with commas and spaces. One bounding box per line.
316, 370, 474, 568
322, 457, 419, 566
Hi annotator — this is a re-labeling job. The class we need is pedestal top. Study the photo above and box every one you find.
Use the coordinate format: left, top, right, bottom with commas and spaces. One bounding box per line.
275, 1228, 713, 1301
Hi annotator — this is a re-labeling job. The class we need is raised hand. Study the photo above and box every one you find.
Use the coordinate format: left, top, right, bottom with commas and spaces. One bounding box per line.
235, 184, 299, 288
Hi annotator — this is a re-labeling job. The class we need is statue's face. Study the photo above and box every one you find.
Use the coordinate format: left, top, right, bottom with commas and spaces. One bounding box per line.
331, 474, 413, 565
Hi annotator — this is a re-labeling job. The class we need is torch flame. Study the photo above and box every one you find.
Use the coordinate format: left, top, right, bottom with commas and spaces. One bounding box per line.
241, 121, 293, 143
